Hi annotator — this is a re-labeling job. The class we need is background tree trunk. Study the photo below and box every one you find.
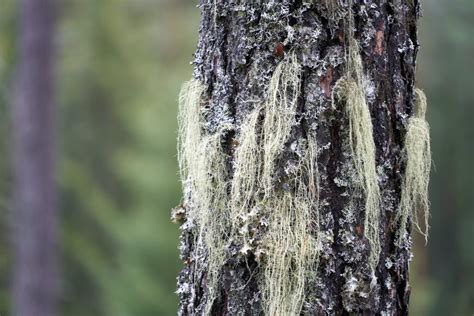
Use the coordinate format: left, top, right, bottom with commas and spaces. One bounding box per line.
11, 0, 58, 315
177, 1, 419, 314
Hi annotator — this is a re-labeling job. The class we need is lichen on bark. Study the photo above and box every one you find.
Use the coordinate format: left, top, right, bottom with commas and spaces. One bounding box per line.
175, 1, 425, 315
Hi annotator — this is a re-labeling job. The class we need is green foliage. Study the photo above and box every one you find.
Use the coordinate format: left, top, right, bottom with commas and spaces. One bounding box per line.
1, 0, 198, 315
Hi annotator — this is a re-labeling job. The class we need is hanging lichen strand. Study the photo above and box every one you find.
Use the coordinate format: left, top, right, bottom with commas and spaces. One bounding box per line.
397, 89, 431, 244
230, 108, 261, 227
261, 136, 320, 315
178, 54, 321, 315
177, 79, 231, 312
176, 0, 424, 313
231, 54, 320, 315
333, 38, 382, 271
177, 79, 205, 186
257, 55, 316, 315
262, 53, 301, 194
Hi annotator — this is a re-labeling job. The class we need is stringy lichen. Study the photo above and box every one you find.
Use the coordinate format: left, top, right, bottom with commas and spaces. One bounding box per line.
177, 79, 232, 312
397, 88, 431, 245
176, 1, 428, 313
177, 79, 205, 186
231, 108, 261, 225
333, 39, 382, 271
178, 55, 321, 315
231, 55, 320, 315
261, 53, 301, 195
261, 135, 320, 315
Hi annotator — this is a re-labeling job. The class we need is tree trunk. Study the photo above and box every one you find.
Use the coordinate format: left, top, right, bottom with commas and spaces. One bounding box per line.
11, 0, 58, 315
176, 1, 420, 314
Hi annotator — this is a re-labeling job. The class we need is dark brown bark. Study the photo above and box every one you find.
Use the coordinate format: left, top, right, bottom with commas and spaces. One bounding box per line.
177, 0, 420, 314
11, 0, 58, 315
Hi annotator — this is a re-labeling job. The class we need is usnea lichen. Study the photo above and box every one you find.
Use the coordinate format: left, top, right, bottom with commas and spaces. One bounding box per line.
334, 39, 382, 271
178, 54, 321, 314
177, 0, 425, 313
231, 108, 261, 222
194, 129, 232, 314
230, 107, 262, 257
232, 55, 320, 315
261, 53, 301, 195
177, 79, 206, 186
261, 135, 320, 315
177, 79, 232, 312
397, 88, 431, 244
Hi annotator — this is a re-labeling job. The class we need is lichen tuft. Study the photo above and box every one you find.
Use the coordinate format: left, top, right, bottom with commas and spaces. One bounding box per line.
177, 79, 232, 312
260, 136, 320, 316
333, 39, 382, 272
397, 88, 431, 245
178, 56, 322, 315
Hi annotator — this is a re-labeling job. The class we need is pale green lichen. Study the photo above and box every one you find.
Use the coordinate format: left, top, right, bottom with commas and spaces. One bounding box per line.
179, 56, 321, 315
177, 0, 424, 313
261, 53, 301, 195
230, 108, 262, 253
231, 54, 321, 315
334, 39, 382, 271
261, 136, 320, 316
177, 79, 206, 187
177, 79, 231, 312
397, 88, 431, 245
194, 129, 232, 315
258, 55, 320, 315
231, 108, 262, 221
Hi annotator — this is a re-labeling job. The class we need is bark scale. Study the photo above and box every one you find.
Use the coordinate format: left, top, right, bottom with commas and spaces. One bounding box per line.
177, 1, 420, 314
11, 0, 58, 315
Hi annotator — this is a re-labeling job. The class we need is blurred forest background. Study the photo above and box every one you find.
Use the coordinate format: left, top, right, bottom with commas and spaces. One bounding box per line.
0, 0, 472, 315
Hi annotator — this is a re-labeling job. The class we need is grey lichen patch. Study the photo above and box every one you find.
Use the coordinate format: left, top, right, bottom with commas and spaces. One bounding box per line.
310, 0, 351, 30
396, 88, 431, 245
341, 266, 376, 312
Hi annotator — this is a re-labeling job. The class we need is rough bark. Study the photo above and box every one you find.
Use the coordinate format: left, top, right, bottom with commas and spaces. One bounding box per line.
11, 0, 58, 315
177, 0, 420, 314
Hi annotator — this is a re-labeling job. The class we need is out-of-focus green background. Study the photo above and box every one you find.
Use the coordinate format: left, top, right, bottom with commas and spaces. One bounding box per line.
0, 0, 472, 315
